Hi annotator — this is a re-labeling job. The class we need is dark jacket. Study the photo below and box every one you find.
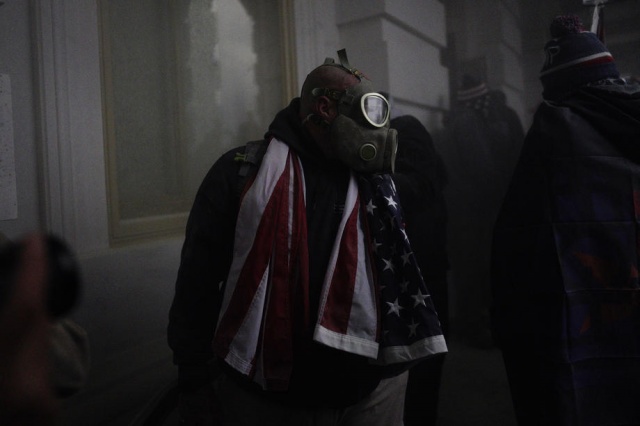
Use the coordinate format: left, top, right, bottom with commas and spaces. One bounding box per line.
168, 98, 390, 408
491, 82, 640, 425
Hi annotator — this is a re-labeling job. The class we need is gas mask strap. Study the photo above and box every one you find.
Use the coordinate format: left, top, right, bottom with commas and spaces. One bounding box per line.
337, 49, 365, 81
320, 49, 366, 81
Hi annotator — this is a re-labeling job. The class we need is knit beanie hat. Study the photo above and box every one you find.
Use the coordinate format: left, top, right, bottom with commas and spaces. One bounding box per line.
540, 15, 619, 100
457, 75, 489, 102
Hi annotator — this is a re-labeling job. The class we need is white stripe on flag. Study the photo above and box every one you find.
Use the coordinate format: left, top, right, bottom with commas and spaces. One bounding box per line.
218, 140, 290, 320
314, 174, 379, 358
347, 210, 378, 340
223, 265, 270, 375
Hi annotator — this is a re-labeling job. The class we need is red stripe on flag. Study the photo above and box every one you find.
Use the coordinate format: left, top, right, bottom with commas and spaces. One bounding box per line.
319, 197, 360, 334
290, 158, 310, 337
213, 157, 291, 360
262, 154, 294, 389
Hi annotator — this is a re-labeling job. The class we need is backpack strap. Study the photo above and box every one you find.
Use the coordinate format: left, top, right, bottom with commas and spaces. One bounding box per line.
233, 139, 268, 199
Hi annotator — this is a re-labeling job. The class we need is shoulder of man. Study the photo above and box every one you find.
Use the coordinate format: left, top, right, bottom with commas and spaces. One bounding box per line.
233, 139, 269, 199
192, 140, 268, 207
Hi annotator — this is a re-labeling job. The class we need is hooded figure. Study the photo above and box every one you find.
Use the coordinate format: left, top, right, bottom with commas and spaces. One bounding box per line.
445, 74, 525, 348
491, 15, 640, 426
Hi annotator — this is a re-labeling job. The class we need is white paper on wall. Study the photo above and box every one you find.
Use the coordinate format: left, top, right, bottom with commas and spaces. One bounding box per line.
0, 73, 18, 220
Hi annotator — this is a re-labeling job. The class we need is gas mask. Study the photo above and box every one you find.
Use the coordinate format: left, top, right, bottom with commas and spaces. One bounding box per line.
310, 51, 398, 174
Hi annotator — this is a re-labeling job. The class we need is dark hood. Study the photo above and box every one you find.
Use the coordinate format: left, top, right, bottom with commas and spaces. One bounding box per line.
265, 98, 326, 163
562, 82, 640, 162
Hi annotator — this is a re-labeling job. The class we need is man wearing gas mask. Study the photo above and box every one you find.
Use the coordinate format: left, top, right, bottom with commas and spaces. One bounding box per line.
168, 50, 446, 426
300, 59, 398, 174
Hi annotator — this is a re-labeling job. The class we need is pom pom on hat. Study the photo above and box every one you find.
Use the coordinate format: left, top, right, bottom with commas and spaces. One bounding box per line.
540, 15, 619, 100
549, 14, 584, 37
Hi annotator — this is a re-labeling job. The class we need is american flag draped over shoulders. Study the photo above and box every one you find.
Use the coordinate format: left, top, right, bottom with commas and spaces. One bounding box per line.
357, 173, 447, 363
214, 139, 446, 391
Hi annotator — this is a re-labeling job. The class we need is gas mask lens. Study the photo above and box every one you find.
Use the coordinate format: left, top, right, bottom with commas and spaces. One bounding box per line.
361, 94, 389, 127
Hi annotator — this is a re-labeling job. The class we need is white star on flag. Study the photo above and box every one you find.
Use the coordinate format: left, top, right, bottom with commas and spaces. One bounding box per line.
401, 250, 412, 265
384, 195, 398, 209
382, 258, 395, 272
408, 320, 419, 337
386, 298, 403, 316
356, 172, 446, 362
366, 199, 376, 215
411, 289, 430, 307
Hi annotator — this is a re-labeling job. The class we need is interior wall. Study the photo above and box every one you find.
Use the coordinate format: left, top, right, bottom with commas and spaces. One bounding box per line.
1, 1, 342, 424
336, 0, 450, 135
447, 0, 526, 126
29, 2, 181, 424
293, 0, 340, 92
34, 0, 110, 252
0, 0, 42, 240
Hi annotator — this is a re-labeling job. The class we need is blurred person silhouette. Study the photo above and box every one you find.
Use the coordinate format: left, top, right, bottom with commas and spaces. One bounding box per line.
487, 88, 525, 184
0, 234, 56, 425
0, 232, 88, 425
446, 75, 524, 348
168, 50, 447, 426
389, 110, 450, 426
492, 15, 640, 425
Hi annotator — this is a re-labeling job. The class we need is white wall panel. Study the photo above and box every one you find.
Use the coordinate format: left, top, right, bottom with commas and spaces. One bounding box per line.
385, 0, 446, 46
385, 20, 449, 111
0, 1, 42, 240
34, 0, 109, 253
294, 0, 340, 93
335, 0, 385, 24
336, 0, 446, 46
338, 19, 390, 90
498, 2, 523, 54
337, 0, 450, 134
498, 45, 524, 96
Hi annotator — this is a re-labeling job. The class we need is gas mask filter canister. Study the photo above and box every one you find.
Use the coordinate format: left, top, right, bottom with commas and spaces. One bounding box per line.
314, 80, 398, 174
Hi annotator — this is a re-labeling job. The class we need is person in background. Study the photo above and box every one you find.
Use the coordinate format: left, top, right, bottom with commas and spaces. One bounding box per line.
445, 75, 524, 348
492, 14, 640, 425
390, 112, 450, 426
0, 234, 57, 425
168, 50, 447, 426
0, 232, 89, 425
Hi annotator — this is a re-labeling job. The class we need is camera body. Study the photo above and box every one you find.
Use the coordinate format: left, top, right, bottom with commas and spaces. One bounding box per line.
0, 235, 80, 317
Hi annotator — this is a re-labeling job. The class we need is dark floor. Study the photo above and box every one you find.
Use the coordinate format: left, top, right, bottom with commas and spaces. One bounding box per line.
137, 332, 518, 426
437, 333, 517, 425
63, 331, 518, 425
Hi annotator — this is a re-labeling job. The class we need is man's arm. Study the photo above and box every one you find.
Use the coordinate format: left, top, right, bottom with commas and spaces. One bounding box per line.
168, 148, 241, 390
